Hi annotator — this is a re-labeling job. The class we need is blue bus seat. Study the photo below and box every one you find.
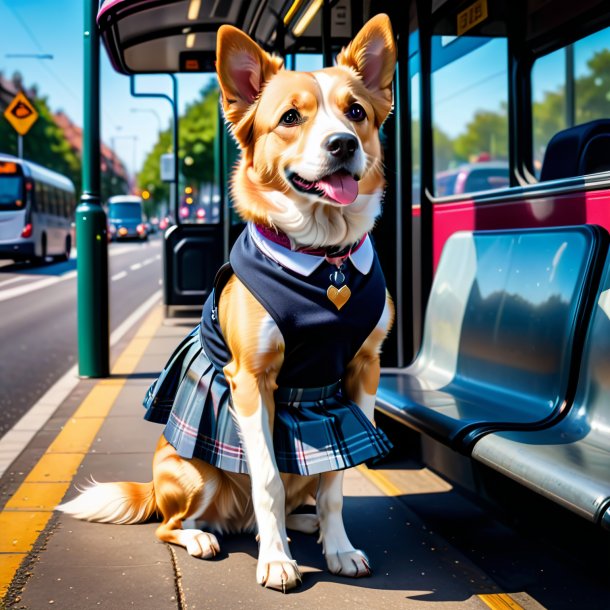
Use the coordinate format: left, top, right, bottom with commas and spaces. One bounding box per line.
376, 226, 607, 453
540, 119, 610, 181
471, 253, 610, 528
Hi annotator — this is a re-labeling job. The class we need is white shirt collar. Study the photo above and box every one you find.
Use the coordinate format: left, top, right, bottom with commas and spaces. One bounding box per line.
248, 223, 374, 277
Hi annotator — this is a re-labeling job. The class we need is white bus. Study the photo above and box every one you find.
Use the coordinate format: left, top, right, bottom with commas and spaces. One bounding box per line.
0, 154, 76, 263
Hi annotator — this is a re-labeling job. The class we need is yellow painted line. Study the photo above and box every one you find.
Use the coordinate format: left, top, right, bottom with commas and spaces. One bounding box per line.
0, 556, 25, 593
356, 463, 403, 496
0, 305, 163, 600
357, 464, 525, 610
0, 512, 50, 552
479, 593, 525, 609
4, 482, 72, 511
26, 453, 83, 483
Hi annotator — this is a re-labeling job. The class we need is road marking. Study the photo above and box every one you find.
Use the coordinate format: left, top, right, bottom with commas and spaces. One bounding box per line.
356, 464, 526, 610
0, 289, 162, 481
0, 271, 76, 303
111, 270, 128, 281
0, 242, 161, 302
478, 594, 526, 609
0, 276, 29, 288
0, 305, 163, 598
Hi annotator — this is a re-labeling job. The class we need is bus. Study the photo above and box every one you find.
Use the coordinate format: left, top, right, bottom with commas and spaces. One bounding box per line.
0, 154, 75, 263
106, 194, 148, 241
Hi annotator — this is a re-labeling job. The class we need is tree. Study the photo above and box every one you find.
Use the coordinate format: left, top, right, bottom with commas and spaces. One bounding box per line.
24, 95, 81, 193
575, 49, 610, 123
453, 107, 508, 163
433, 125, 458, 172
0, 73, 82, 193
137, 127, 173, 215
137, 82, 220, 215
179, 82, 219, 184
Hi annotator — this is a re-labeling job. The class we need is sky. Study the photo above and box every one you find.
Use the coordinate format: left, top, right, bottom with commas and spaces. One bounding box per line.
0, 0, 216, 179
3, 2, 607, 179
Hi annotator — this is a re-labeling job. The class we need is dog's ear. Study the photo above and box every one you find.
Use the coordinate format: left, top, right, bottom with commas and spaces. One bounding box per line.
216, 25, 284, 127
336, 14, 396, 125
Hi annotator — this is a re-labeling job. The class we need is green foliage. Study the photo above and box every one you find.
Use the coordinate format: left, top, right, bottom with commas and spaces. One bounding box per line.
453, 107, 508, 163
429, 46, 610, 174
137, 81, 220, 214
1, 89, 82, 193
433, 125, 458, 171
138, 128, 173, 215
179, 83, 219, 183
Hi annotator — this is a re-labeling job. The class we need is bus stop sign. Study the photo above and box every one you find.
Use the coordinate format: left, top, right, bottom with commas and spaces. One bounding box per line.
4, 91, 39, 135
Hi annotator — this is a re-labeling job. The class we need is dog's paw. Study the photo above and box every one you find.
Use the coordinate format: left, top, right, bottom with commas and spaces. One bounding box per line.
325, 549, 371, 578
180, 529, 220, 559
257, 559, 302, 593
285, 513, 319, 534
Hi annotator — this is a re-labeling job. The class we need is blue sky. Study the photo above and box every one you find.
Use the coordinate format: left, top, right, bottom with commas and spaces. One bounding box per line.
0, 0, 215, 179
4, 2, 607, 180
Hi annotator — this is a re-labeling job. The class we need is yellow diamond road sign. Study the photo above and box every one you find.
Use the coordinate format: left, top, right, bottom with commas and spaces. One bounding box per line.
4, 91, 39, 136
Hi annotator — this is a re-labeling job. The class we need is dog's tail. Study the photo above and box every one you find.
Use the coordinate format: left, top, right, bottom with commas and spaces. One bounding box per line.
57, 478, 158, 524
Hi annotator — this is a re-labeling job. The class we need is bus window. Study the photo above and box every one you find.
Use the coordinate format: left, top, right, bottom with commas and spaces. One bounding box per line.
410, 30, 421, 206
0, 162, 24, 210
532, 25, 610, 178
431, 32, 509, 196
294, 54, 323, 71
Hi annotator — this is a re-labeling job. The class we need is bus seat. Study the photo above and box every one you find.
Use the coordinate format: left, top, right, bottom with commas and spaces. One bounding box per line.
579, 134, 610, 175
472, 251, 610, 527
375, 225, 607, 453
540, 119, 610, 181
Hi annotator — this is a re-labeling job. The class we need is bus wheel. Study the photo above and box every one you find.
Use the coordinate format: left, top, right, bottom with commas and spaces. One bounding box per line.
56, 236, 71, 262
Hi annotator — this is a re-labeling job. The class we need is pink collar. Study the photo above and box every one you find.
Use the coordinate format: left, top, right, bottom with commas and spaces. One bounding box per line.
255, 224, 366, 266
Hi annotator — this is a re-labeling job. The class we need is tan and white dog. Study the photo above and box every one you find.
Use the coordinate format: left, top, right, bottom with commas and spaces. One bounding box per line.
58, 14, 396, 593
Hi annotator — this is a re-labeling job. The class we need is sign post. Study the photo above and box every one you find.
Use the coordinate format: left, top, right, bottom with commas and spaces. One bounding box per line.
3, 91, 39, 158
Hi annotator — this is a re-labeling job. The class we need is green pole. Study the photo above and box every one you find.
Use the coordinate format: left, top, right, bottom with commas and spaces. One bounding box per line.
76, 0, 109, 377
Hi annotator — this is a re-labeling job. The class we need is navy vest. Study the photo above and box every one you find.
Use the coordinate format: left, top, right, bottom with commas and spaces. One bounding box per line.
201, 226, 386, 388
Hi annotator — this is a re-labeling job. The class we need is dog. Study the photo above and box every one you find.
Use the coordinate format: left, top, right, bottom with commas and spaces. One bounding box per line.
58, 14, 397, 593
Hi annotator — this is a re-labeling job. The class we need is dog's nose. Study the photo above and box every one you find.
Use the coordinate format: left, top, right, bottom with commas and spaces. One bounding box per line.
324, 133, 358, 160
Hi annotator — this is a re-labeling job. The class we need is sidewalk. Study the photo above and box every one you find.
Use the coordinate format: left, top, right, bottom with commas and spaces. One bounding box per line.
0, 306, 513, 610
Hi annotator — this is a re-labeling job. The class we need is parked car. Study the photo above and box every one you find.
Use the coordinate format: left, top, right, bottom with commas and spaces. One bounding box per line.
106, 195, 148, 241
158, 215, 174, 231
435, 161, 509, 196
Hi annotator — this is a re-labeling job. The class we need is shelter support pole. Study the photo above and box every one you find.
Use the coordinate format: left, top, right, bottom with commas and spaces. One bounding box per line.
76, 0, 109, 377
129, 75, 179, 222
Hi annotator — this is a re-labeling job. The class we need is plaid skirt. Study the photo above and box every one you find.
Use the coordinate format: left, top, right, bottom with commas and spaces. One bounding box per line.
143, 325, 392, 476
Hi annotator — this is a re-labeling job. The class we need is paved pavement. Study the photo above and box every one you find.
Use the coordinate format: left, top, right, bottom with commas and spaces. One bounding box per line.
0, 307, 522, 609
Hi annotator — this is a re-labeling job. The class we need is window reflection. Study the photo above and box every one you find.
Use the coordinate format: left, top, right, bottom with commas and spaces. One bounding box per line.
532, 26, 610, 178
431, 37, 509, 196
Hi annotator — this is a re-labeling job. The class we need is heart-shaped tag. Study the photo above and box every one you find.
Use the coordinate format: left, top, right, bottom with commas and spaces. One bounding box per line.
327, 285, 351, 310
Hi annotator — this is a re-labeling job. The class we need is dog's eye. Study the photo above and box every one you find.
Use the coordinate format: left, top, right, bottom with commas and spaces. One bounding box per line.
346, 103, 366, 122
280, 110, 301, 126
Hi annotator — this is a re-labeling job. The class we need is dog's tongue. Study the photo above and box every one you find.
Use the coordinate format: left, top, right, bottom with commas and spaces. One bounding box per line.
317, 172, 358, 205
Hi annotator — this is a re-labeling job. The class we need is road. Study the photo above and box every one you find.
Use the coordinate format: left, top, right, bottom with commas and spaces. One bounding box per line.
0, 236, 162, 439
